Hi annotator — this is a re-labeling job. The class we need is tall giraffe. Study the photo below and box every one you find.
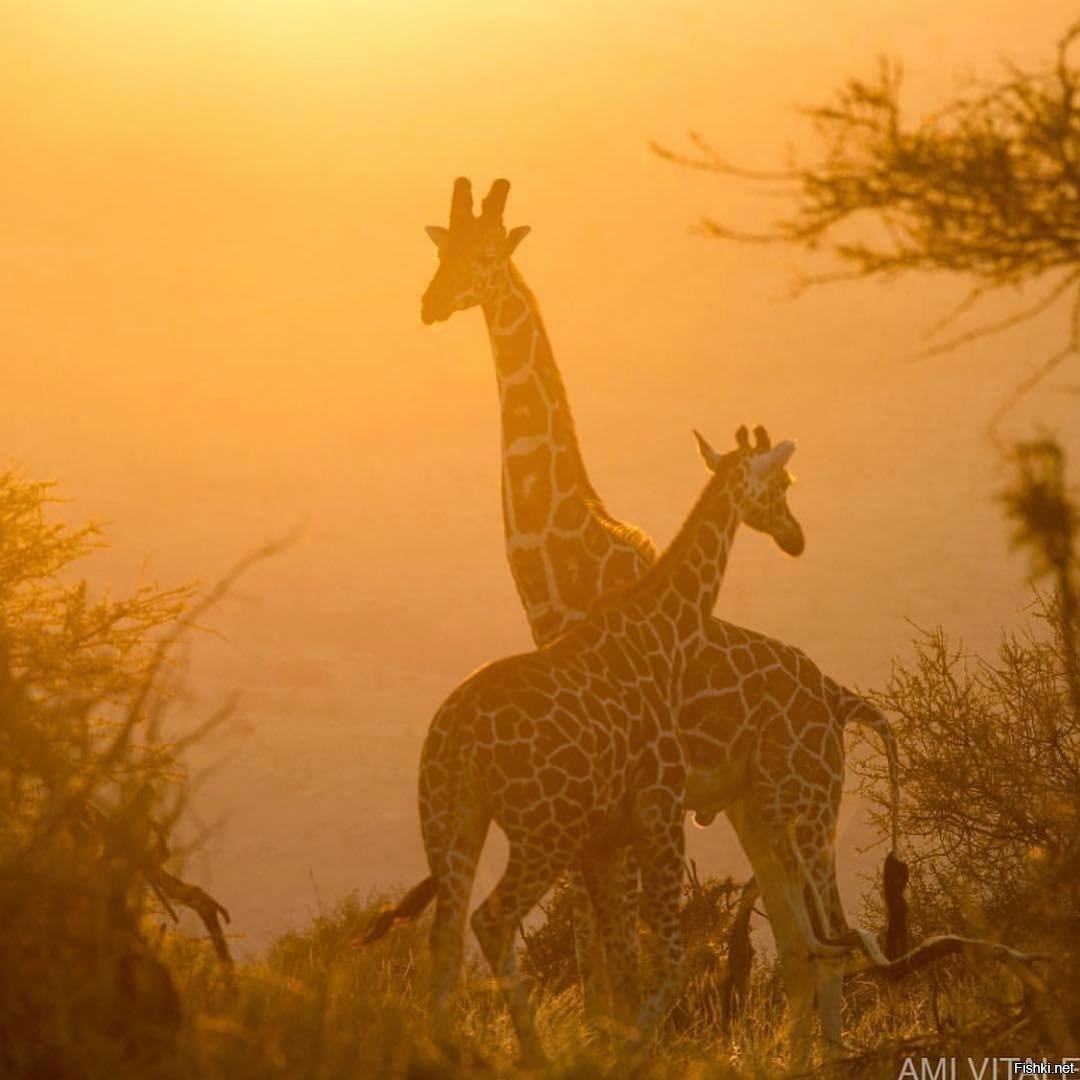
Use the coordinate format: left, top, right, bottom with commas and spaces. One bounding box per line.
415, 177, 903, 1067
422, 177, 660, 643
410, 428, 803, 1064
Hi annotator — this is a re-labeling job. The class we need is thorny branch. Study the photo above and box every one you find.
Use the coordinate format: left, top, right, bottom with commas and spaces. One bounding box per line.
655, 22, 1080, 427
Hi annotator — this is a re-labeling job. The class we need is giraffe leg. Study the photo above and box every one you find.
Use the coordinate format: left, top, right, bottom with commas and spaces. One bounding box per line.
427, 809, 489, 1052
771, 820, 857, 1064
578, 842, 640, 1032
746, 752, 851, 962
798, 838, 847, 1057
566, 869, 610, 1024
816, 953, 845, 1058
632, 813, 685, 1041
470, 840, 567, 1068
727, 799, 818, 1074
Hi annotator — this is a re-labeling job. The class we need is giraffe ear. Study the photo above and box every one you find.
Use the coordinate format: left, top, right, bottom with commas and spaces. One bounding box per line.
751, 440, 797, 480
770, 440, 796, 470
504, 226, 531, 255
693, 430, 723, 472
425, 226, 449, 249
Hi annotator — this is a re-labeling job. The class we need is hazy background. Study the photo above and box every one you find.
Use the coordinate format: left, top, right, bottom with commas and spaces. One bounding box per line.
4, 0, 1078, 954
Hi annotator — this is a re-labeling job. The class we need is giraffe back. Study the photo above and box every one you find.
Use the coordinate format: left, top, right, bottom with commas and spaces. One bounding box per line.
419, 606, 687, 862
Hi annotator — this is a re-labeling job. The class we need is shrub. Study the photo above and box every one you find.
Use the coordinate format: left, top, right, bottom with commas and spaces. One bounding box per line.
0, 469, 212, 1078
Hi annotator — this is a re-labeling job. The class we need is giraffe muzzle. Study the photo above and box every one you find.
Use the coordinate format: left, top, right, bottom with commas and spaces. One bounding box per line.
779, 524, 805, 557
420, 295, 450, 325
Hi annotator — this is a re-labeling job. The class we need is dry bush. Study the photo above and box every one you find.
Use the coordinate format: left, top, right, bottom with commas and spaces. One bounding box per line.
854, 442, 1079, 1056
0, 469, 231, 1078
656, 21, 1080, 421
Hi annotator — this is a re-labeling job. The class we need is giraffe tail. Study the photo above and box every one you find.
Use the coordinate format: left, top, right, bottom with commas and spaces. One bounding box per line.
838, 690, 909, 958
360, 693, 478, 949
359, 875, 439, 946
838, 691, 901, 855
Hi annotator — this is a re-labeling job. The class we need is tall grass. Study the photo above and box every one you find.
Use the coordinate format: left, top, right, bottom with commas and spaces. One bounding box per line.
153, 885, 1056, 1080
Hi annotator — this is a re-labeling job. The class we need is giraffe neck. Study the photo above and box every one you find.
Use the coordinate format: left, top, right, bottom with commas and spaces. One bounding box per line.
624, 456, 748, 656
482, 264, 654, 645
483, 264, 597, 522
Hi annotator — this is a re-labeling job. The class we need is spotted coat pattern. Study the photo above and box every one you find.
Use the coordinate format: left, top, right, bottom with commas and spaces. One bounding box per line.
421, 177, 897, 1067
416, 440, 796, 1061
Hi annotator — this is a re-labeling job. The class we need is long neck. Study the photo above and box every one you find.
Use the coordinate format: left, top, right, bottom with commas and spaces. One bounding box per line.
483, 264, 598, 524
627, 459, 747, 654
482, 264, 631, 645
483, 264, 596, 643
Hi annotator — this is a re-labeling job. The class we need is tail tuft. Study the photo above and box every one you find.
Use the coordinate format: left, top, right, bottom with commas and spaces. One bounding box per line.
883, 850, 910, 960
358, 876, 438, 947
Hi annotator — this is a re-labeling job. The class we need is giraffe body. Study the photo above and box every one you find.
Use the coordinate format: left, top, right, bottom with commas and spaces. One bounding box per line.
417, 177, 900, 1068
416, 434, 801, 1060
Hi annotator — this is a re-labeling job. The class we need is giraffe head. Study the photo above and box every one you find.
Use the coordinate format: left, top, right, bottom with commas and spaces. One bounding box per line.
421, 177, 531, 324
695, 425, 805, 556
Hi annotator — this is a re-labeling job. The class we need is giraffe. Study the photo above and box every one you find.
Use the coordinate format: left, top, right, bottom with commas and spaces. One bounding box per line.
408, 427, 802, 1064
421, 177, 657, 644
413, 177, 904, 1068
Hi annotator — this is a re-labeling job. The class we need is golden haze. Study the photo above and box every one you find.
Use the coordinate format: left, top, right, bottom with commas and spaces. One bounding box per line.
2, 0, 1076, 949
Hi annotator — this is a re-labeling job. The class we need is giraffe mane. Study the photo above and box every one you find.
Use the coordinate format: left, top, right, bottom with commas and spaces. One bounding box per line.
583, 499, 659, 564
612, 450, 741, 602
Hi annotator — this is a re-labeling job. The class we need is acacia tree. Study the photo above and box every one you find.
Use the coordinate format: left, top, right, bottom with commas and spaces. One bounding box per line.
655, 16, 1080, 878
0, 469, 277, 1076
851, 454, 1079, 1051
654, 21, 1080, 424
657, 23, 1080, 1048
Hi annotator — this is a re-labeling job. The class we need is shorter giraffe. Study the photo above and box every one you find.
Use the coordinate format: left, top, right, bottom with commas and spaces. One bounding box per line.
399, 427, 801, 1063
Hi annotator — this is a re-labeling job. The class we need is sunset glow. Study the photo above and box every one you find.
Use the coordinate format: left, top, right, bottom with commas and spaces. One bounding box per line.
3, 1, 1079, 1070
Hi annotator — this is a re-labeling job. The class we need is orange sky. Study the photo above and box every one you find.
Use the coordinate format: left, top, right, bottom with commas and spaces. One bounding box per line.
4, 1, 1078, 950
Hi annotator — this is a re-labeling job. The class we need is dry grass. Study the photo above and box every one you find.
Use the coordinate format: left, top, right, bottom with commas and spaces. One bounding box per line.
140, 888, 1069, 1080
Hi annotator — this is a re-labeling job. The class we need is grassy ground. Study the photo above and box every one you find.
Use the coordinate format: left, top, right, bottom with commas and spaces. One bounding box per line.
148, 888, 1059, 1080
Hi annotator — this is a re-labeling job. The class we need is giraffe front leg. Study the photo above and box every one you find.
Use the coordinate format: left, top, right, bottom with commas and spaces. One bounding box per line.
566, 868, 611, 1026
632, 813, 686, 1042
470, 842, 565, 1069
579, 842, 641, 1035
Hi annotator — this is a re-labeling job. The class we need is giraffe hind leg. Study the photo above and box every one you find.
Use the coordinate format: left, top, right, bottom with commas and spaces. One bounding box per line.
815, 863, 848, 1055
780, 819, 852, 1056
727, 799, 818, 1073
632, 816, 686, 1041
470, 839, 570, 1068
427, 805, 488, 1053
566, 868, 611, 1025
764, 823, 851, 961
578, 841, 641, 1033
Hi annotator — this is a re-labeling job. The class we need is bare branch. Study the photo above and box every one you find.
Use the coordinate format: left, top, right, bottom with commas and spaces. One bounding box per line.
916, 271, 1080, 360
657, 21, 1080, 400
